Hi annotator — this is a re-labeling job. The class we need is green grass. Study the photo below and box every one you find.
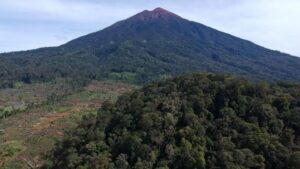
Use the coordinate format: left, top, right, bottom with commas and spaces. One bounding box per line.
0, 140, 26, 158
41, 104, 71, 113
13, 82, 25, 89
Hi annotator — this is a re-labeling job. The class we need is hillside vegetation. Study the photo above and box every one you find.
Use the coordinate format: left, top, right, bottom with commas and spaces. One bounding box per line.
1, 8, 300, 88
44, 74, 300, 169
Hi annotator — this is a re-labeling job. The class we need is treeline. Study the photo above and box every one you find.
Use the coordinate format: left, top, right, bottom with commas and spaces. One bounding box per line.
0, 48, 101, 88
43, 74, 300, 169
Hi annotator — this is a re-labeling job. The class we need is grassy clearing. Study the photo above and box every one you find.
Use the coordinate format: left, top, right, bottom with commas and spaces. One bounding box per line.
0, 140, 26, 157
0, 79, 77, 121
0, 80, 135, 168
0, 79, 72, 107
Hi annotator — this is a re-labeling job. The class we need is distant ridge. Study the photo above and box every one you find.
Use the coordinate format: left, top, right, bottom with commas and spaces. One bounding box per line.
0, 7, 300, 87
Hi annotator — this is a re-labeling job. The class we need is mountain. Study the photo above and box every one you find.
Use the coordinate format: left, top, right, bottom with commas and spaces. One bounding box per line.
44, 73, 300, 169
1, 8, 300, 87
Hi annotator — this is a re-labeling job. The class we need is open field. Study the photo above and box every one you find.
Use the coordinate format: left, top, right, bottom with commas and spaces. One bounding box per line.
0, 80, 135, 169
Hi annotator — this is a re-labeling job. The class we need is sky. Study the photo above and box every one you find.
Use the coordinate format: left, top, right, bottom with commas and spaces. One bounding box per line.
0, 0, 299, 56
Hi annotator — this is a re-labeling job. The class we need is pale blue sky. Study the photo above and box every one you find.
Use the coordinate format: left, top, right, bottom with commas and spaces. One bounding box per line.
0, 0, 299, 56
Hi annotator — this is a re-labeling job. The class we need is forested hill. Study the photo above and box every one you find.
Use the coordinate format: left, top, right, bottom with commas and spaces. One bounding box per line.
1, 8, 300, 88
44, 73, 300, 169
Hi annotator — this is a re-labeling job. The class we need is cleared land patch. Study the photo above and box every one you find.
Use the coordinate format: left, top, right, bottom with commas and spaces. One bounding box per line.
0, 80, 134, 168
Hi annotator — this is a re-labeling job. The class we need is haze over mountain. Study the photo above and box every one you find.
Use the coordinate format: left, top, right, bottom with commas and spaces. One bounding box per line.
0, 8, 300, 87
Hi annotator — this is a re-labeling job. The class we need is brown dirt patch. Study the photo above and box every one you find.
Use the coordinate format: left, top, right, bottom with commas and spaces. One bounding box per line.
31, 111, 73, 134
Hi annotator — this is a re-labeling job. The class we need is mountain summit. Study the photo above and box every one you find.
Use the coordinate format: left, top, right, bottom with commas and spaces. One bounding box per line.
0, 8, 300, 86
134, 7, 180, 20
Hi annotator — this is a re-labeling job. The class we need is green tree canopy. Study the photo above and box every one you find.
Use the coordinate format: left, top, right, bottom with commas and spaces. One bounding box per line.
44, 74, 300, 169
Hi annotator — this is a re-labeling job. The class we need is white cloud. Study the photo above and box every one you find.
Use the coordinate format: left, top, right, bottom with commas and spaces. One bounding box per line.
0, 0, 139, 22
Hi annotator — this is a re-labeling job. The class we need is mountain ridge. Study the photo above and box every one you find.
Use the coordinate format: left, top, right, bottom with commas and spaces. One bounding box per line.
1, 8, 296, 57
0, 7, 300, 87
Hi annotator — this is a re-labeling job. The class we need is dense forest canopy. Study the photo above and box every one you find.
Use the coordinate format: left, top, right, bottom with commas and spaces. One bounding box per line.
1, 8, 300, 88
44, 74, 300, 169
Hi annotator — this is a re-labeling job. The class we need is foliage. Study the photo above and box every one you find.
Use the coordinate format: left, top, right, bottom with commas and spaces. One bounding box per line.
0, 140, 25, 158
44, 74, 300, 169
1, 9, 300, 88
0, 140, 26, 168
0, 107, 20, 119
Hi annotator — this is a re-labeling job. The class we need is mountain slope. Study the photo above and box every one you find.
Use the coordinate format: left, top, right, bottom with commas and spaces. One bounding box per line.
44, 73, 300, 169
1, 8, 300, 87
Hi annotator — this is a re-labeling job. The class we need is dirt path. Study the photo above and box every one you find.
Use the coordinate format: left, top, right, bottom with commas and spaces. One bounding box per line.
31, 111, 73, 135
